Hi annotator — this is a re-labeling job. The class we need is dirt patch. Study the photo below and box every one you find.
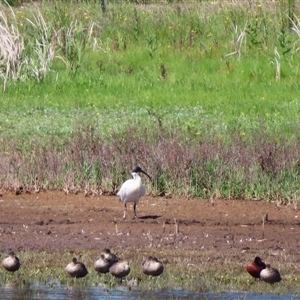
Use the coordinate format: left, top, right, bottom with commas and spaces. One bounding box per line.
0, 191, 299, 260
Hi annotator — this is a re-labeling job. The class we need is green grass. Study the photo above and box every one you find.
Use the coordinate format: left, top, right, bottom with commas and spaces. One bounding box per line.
0, 248, 300, 295
1, 1, 300, 200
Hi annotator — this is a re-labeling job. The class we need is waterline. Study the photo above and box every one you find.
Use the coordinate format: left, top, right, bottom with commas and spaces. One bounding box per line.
0, 282, 298, 300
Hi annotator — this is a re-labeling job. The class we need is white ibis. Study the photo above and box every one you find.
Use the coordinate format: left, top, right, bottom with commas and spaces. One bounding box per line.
117, 166, 151, 219
65, 257, 88, 278
2, 250, 21, 272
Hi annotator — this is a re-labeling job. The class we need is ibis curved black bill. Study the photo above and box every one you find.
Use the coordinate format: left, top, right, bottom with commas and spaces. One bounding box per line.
132, 166, 152, 181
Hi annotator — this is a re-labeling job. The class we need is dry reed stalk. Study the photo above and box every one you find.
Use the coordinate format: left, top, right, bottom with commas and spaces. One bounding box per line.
225, 22, 247, 60
272, 48, 280, 82
174, 218, 178, 235
0, 9, 24, 91
26, 8, 56, 81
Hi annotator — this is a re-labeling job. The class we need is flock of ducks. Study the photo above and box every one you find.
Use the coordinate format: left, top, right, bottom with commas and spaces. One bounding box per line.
247, 256, 281, 284
1, 249, 164, 280
66, 249, 165, 280
2, 250, 282, 285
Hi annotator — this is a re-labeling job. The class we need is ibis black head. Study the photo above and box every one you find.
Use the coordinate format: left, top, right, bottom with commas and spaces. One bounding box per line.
132, 166, 151, 180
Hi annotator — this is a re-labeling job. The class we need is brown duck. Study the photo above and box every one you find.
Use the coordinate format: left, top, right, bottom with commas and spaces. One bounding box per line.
246, 256, 266, 278
2, 251, 21, 272
65, 257, 88, 278
109, 260, 130, 279
142, 256, 164, 276
260, 264, 281, 284
94, 249, 119, 274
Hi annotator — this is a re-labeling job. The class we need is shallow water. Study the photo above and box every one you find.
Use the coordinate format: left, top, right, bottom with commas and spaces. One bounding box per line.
0, 283, 298, 300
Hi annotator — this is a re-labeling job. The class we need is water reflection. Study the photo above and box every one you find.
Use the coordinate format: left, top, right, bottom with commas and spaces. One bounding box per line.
0, 282, 298, 300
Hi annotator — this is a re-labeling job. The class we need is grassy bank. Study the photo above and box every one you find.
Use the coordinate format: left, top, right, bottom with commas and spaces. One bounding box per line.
0, 248, 299, 295
1, 1, 300, 201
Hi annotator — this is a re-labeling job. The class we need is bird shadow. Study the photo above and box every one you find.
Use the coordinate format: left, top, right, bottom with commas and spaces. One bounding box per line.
138, 215, 161, 220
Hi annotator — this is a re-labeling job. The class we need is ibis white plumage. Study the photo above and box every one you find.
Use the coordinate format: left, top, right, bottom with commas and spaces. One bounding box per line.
117, 166, 151, 219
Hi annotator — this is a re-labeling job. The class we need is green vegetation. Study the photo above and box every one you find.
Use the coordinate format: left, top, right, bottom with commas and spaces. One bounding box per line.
1, 1, 300, 201
0, 248, 299, 295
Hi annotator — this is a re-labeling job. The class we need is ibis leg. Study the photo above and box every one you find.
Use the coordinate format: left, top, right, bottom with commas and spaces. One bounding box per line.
123, 203, 127, 219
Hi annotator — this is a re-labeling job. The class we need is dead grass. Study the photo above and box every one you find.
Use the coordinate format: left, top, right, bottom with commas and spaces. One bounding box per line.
0, 125, 300, 202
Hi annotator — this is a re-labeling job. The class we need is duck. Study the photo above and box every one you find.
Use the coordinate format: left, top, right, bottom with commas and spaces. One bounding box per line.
65, 257, 88, 278
1, 251, 21, 272
117, 166, 151, 219
246, 256, 266, 278
109, 260, 130, 280
260, 264, 281, 284
94, 248, 119, 274
142, 256, 164, 276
